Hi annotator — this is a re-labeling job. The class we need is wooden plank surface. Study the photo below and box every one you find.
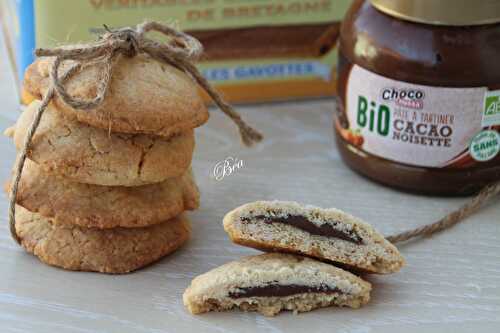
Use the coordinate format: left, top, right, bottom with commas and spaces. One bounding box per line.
0, 33, 499, 333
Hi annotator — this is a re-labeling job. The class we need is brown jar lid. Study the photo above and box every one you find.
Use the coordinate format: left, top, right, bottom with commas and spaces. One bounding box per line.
370, 0, 500, 26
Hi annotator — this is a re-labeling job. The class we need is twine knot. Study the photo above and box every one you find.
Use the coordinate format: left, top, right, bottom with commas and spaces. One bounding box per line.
104, 26, 140, 58
8, 21, 263, 245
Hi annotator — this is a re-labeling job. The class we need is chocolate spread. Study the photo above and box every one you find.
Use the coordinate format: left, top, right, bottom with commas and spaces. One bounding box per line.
242, 215, 362, 244
228, 283, 342, 298
335, 0, 500, 196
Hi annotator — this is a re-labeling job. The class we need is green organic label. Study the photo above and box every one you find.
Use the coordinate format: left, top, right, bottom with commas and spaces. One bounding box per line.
482, 90, 500, 127
470, 130, 500, 162
356, 95, 390, 137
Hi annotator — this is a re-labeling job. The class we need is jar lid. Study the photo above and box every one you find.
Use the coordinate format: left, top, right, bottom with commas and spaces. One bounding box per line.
370, 0, 500, 26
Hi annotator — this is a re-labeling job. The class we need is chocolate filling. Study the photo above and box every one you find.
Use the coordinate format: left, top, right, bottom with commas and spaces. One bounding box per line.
242, 214, 362, 244
228, 283, 342, 298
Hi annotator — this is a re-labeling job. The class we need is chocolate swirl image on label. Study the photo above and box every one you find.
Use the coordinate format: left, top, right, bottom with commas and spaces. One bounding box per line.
189, 23, 340, 61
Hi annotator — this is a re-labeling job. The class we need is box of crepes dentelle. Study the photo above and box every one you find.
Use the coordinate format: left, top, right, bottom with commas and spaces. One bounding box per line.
1, 0, 351, 104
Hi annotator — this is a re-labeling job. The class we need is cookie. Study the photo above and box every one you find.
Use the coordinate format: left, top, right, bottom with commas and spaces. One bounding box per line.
183, 253, 371, 316
223, 201, 404, 274
7, 100, 195, 186
15, 205, 190, 274
23, 54, 209, 137
8, 158, 199, 229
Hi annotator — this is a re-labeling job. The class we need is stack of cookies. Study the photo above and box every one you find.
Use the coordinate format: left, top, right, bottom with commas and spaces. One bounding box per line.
5, 54, 209, 273
184, 201, 405, 316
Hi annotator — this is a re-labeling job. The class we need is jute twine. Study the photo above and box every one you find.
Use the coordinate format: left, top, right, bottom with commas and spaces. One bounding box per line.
8, 21, 263, 245
387, 180, 500, 244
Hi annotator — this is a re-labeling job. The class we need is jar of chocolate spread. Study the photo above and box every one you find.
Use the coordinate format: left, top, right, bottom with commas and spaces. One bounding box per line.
335, 0, 500, 195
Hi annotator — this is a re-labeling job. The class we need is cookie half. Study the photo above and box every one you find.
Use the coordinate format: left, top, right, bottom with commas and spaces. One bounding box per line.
15, 206, 190, 274
183, 253, 371, 316
8, 158, 199, 228
7, 100, 195, 186
24, 54, 209, 137
223, 201, 404, 274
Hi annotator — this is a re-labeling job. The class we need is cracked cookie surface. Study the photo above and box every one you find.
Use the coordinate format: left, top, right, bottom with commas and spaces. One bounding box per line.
15, 206, 190, 274
7, 158, 199, 228
183, 253, 371, 316
7, 100, 195, 186
223, 201, 404, 274
23, 54, 209, 137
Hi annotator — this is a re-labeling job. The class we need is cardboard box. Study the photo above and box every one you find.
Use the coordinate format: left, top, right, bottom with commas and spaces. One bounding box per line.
1, 0, 351, 104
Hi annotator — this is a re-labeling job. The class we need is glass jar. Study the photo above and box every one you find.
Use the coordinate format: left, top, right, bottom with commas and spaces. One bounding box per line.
335, 0, 500, 195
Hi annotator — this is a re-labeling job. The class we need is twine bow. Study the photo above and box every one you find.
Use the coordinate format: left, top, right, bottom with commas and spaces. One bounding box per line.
8, 21, 263, 244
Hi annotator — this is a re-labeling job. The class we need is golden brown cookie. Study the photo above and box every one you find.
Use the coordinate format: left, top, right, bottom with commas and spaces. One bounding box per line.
8, 158, 199, 229
23, 54, 209, 137
15, 206, 190, 274
223, 201, 404, 274
183, 253, 371, 316
7, 100, 195, 186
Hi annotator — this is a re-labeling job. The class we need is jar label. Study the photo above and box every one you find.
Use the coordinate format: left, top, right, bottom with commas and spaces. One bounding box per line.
339, 65, 500, 168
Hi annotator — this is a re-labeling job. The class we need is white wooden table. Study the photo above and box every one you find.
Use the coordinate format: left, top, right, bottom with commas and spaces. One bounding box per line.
0, 33, 499, 333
